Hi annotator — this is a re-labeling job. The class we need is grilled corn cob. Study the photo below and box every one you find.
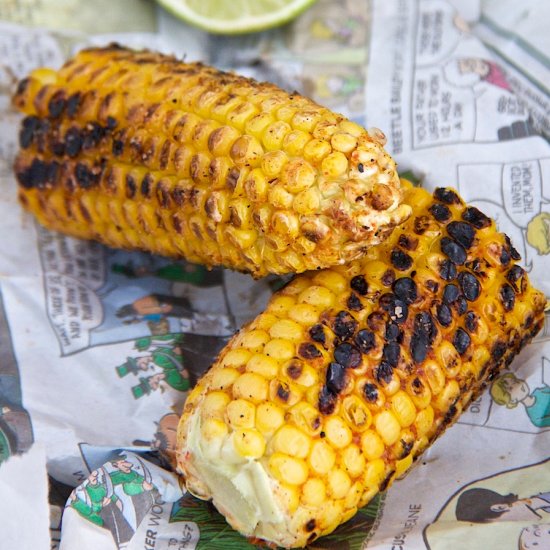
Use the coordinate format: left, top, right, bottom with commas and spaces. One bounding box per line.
12, 45, 410, 277
176, 182, 546, 548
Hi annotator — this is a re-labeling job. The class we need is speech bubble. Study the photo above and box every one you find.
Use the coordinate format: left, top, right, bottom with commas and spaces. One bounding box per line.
415, 0, 466, 66
45, 274, 104, 355
37, 227, 106, 291
413, 65, 476, 148
502, 159, 545, 228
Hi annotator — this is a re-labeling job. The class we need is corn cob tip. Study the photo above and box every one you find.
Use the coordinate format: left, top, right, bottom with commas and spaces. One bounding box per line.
176, 184, 545, 548
12, 46, 409, 277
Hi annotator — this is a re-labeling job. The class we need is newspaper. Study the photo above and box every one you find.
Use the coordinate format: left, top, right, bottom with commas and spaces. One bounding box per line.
0, 1, 548, 549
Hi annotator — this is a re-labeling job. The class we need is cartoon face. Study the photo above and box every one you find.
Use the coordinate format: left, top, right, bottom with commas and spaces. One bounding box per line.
502, 377, 530, 404
490, 499, 542, 521
136, 356, 153, 370
458, 58, 490, 78
520, 524, 550, 549
112, 458, 133, 473
527, 212, 550, 255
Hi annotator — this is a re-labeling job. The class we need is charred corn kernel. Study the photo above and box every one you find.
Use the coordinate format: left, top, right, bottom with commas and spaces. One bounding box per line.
325, 417, 352, 449
302, 478, 326, 506
272, 425, 311, 459
309, 440, 336, 475
246, 354, 279, 379
256, 402, 285, 434
177, 183, 545, 548
342, 395, 372, 432
232, 428, 266, 459
232, 373, 268, 403
288, 402, 322, 436
390, 391, 417, 428
15, 47, 406, 279
269, 453, 309, 485
226, 399, 256, 429
327, 469, 351, 499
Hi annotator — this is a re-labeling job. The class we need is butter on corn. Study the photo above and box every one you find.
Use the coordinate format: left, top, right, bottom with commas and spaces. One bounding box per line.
176, 182, 546, 548
12, 45, 410, 277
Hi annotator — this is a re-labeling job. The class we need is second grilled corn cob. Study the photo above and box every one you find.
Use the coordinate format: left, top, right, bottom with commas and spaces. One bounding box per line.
12, 45, 410, 277
176, 182, 546, 548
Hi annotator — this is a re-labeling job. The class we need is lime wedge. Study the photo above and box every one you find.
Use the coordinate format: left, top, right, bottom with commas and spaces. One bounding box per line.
156, 0, 317, 34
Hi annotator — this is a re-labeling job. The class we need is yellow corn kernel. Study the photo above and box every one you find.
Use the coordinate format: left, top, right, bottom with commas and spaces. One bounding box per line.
243, 169, 268, 203
309, 440, 336, 475
269, 453, 309, 485
324, 417, 352, 449
269, 319, 303, 341
269, 295, 296, 317
263, 120, 291, 151
423, 360, 446, 395
209, 367, 240, 390
339, 120, 365, 137
272, 425, 311, 459
341, 444, 366, 478
414, 405, 435, 437
344, 481, 362, 510
269, 379, 302, 408
200, 419, 229, 457
394, 452, 413, 478
327, 468, 352, 499
261, 150, 288, 178
230, 135, 263, 168
200, 391, 230, 421
434, 379, 461, 412
374, 410, 401, 446
238, 329, 270, 352
331, 132, 357, 153
264, 338, 295, 361
292, 110, 321, 133
268, 185, 294, 209
289, 134, 316, 163
282, 360, 318, 388
245, 354, 279, 379
287, 403, 320, 437
232, 372, 268, 403
226, 101, 258, 129
293, 187, 321, 215
312, 270, 348, 295
256, 402, 285, 434
303, 138, 332, 163
282, 158, 316, 193
342, 395, 372, 432
277, 483, 300, 514
360, 430, 385, 460
232, 428, 266, 459
288, 303, 319, 326
302, 478, 326, 507
226, 399, 256, 429
271, 210, 300, 239
363, 458, 386, 489
297, 285, 335, 309
245, 112, 274, 137
390, 391, 417, 427
321, 151, 348, 178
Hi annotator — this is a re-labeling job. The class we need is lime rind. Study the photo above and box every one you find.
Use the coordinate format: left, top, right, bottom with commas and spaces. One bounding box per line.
156, 0, 318, 35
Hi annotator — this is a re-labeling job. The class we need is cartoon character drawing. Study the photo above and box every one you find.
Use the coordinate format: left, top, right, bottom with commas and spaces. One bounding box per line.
490, 373, 550, 428
527, 212, 550, 255
109, 454, 156, 527
116, 293, 193, 325
455, 488, 550, 523
70, 468, 134, 546
455, 58, 512, 92
519, 523, 550, 549
133, 413, 179, 467
116, 333, 191, 398
111, 260, 223, 286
